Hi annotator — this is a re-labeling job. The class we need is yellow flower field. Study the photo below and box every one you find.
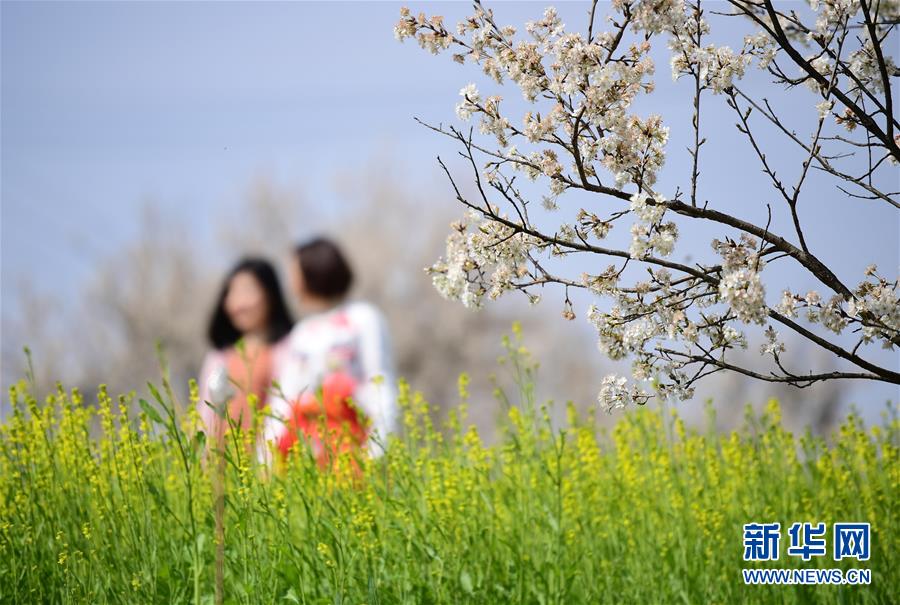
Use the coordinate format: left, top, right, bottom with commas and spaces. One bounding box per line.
1, 333, 896, 604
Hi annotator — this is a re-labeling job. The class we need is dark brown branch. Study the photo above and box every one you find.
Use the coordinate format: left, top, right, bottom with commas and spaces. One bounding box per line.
659, 347, 886, 386
755, 0, 900, 159
767, 309, 900, 383
732, 88, 900, 209
860, 0, 895, 144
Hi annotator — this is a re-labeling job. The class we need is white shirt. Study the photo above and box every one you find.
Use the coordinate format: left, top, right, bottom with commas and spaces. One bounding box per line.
264, 300, 398, 461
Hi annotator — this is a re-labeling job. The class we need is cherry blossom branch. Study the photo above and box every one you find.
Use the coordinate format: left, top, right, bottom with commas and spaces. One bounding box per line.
397, 1, 900, 407
437, 144, 900, 385
423, 111, 900, 352
734, 0, 900, 159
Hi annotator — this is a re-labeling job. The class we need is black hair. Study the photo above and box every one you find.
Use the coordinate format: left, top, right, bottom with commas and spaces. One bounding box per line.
294, 237, 354, 300
208, 257, 294, 350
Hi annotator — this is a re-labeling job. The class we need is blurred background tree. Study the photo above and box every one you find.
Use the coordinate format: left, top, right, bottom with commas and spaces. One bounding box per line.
2, 161, 599, 436
1, 160, 844, 436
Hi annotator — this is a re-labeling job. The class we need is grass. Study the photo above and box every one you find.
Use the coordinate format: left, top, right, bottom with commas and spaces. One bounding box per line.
1, 329, 897, 604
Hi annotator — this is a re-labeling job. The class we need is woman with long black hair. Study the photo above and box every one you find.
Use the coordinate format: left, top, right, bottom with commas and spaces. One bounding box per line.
198, 257, 293, 448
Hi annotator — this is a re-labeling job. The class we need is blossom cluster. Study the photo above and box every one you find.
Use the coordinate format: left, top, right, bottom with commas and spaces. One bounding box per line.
777, 266, 900, 349
712, 235, 767, 325
429, 209, 542, 309
395, 3, 667, 190
810, 0, 859, 35
629, 192, 678, 259
669, 14, 752, 94
846, 41, 898, 94
618, 0, 686, 35
597, 374, 650, 412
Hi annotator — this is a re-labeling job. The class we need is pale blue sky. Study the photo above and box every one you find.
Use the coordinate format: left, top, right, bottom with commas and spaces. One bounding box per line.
2, 1, 898, 410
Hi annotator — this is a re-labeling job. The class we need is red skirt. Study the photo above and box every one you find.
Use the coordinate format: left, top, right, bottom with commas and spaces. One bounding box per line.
277, 372, 367, 474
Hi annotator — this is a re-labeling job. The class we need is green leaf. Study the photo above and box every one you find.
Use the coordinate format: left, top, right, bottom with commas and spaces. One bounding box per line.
193, 430, 206, 452
282, 587, 301, 603
147, 382, 165, 406
139, 398, 164, 424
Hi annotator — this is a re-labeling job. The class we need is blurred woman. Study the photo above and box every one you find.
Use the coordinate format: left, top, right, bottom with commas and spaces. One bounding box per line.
265, 237, 397, 470
198, 258, 293, 450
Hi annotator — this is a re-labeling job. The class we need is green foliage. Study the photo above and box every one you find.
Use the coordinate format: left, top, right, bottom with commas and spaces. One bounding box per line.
1, 333, 897, 604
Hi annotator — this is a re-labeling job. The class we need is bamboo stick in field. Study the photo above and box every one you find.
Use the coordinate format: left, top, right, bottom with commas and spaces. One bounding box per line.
207, 367, 234, 605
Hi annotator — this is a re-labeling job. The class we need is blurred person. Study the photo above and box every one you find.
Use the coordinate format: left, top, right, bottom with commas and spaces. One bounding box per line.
198, 258, 293, 451
265, 237, 398, 469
